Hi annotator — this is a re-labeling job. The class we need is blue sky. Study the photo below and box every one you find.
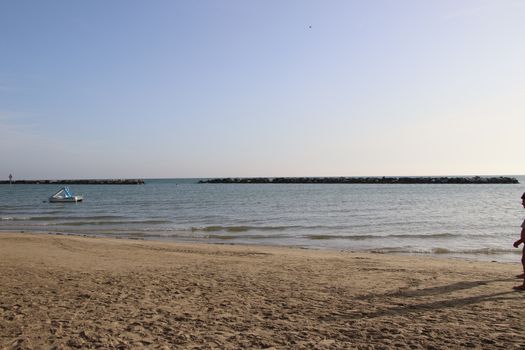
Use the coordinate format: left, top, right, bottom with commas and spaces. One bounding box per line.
1, 0, 524, 179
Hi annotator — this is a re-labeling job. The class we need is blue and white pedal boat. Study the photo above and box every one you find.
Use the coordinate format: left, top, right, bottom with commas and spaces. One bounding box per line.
49, 187, 83, 203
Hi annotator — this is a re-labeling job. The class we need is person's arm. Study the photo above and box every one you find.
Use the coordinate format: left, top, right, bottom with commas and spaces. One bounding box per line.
514, 227, 525, 247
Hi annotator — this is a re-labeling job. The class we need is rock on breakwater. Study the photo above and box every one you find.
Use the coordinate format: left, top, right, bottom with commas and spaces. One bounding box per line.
0, 179, 145, 185
199, 176, 519, 184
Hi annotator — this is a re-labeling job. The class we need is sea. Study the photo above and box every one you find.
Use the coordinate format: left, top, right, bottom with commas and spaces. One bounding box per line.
1, 177, 525, 262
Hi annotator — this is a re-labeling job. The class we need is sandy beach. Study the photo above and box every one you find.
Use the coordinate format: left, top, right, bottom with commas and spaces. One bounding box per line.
1, 232, 524, 349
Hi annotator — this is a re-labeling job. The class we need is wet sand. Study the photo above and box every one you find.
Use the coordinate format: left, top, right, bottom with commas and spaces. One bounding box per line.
1, 232, 524, 349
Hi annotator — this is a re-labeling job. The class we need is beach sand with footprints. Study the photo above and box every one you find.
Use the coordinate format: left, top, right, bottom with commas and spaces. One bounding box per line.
1, 232, 524, 349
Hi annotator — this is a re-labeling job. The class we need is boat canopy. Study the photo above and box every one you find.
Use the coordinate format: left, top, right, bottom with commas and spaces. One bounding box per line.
51, 187, 74, 199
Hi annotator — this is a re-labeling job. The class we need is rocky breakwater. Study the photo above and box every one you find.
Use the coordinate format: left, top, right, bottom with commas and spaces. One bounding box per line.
0, 179, 145, 185
199, 176, 519, 184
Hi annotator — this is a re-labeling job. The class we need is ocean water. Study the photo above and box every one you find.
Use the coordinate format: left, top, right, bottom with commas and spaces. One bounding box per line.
1, 177, 525, 262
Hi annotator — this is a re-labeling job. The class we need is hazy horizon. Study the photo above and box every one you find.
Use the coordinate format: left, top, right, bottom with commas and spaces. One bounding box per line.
2, 1, 525, 179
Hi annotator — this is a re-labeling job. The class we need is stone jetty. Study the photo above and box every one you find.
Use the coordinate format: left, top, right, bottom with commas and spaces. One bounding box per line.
199, 176, 519, 184
0, 179, 145, 185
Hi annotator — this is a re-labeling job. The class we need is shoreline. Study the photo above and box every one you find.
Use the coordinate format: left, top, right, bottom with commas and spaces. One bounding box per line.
0, 229, 520, 264
1, 232, 524, 349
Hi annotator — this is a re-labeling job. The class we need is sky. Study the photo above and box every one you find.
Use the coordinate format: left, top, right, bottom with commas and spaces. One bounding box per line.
1, 0, 524, 179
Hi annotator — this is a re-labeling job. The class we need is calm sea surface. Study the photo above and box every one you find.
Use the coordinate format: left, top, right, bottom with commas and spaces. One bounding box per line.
1, 177, 525, 262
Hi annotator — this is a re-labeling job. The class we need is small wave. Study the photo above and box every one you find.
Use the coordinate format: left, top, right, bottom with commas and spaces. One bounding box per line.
369, 247, 520, 255
206, 234, 239, 240
1, 216, 37, 221
205, 234, 292, 240
304, 233, 461, 240
48, 219, 172, 226
191, 226, 248, 232
2, 215, 128, 221
431, 247, 519, 255
191, 225, 290, 233
306, 234, 377, 240
37, 215, 127, 221
390, 233, 459, 238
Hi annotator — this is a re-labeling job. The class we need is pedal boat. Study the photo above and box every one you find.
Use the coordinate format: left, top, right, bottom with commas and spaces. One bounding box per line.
49, 187, 83, 203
